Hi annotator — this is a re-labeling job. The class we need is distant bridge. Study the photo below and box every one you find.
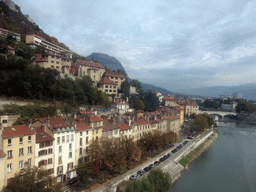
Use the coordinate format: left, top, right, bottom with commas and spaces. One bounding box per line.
198, 110, 237, 119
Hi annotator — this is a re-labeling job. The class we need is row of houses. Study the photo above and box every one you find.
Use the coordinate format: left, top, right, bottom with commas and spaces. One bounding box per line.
0, 108, 181, 190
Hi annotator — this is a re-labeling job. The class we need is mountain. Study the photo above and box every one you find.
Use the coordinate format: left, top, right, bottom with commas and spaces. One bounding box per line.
177, 83, 256, 100
86, 53, 125, 71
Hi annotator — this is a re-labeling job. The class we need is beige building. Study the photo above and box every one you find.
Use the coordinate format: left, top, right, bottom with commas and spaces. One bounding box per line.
34, 54, 71, 74
97, 77, 118, 96
75, 60, 106, 83
164, 97, 175, 106
26, 34, 72, 58
0, 115, 20, 127
0, 27, 20, 41
0, 150, 6, 191
111, 99, 130, 114
185, 101, 199, 117
102, 72, 125, 89
162, 115, 180, 134
1, 125, 36, 184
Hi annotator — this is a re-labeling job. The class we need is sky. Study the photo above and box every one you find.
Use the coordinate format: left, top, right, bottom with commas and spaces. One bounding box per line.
14, 0, 256, 91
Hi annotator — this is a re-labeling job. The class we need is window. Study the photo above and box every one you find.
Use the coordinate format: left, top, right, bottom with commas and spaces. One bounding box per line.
62, 136, 65, 143
69, 152, 72, 159
28, 136, 32, 142
86, 137, 89, 144
105, 85, 108, 88
96, 129, 98, 134
48, 158, 53, 164
48, 148, 53, 154
58, 156, 62, 165
79, 148, 82, 155
57, 166, 63, 175
38, 150, 47, 156
71, 134, 74, 142
69, 143, 72, 151
8, 139, 11, 146
80, 132, 82, 136
19, 161, 23, 169
28, 146, 32, 154
59, 146, 62, 153
67, 162, 73, 171
66, 135, 69, 143
7, 163, 12, 172
57, 137, 60, 144
19, 148, 24, 156
19, 137, 23, 144
28, 158, 32, 166
86, 131, 88, 135
2, 120, 7, 124
96, 136, 98, 140
7, 150, 12, 159
86, 146, 89, 152
80, 138, 82, 146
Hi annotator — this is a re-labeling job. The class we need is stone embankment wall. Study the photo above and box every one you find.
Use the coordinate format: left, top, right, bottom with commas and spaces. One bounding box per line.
0, 99, 32, 110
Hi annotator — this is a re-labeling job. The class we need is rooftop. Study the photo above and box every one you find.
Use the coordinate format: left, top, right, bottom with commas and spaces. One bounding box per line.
97, 77, 116, 85
76, 59, 105, 69
3, 125, 36, 138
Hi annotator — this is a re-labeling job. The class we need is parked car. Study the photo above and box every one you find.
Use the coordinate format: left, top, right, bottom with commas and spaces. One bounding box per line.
144, 166, 152, 172
177, 144, 183, 149
153, 161, 160, 166
98, 108, 104, 111
137, 170, 146, 176
159, 157, 165, 162
167, 153, 171, 158
68, 177, 79, 185
183, 140, 188, 145
129, 174, 140, 180
187, 136, 194, 139
172, 148, 178, 153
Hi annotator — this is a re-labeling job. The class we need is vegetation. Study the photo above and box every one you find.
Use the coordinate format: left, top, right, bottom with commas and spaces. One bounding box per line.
120, 79, 159, 111
125, 169, 172, 192
236, 99, 256, 114
191, 114, 214, 133
3, 164, 62, 192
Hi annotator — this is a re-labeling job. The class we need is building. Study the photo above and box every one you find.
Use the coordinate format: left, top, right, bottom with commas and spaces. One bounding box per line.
185, 101, 199, 117
97, 77, 118, 96
75, 121, 92, 165
221, 101, 238, 111
111, 99, 130, 114
164, 97, 175, 106
102, 72, 125, 89
32, 117, 76, 182
74, 60, 106, 83
33, 54, 71, 74
26, 34, 72, 58
34, 126, 54, 175
152, 91, 164, 103
0, 125, 36, 184
0, 115, 20, 127
0, 27, 20, 41
0, 149, 6, 191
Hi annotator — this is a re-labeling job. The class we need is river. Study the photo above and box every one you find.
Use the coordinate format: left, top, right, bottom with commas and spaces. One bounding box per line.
171, 121, 256, 192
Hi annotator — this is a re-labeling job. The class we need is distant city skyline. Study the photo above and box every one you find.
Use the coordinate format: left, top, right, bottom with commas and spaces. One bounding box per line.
14, 0, 256, 91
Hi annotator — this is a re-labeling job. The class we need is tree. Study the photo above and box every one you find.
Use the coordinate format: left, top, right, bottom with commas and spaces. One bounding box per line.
191, 114, 209, 133
125, 178, 152, 192
147, 169, 172, 192
3, 164, 62, 192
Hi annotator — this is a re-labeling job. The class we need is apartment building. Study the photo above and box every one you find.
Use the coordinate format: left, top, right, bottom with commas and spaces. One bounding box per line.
75, 60, 106, 83
0, 27, 20, 41
32, 117, 76, 182
87, 115, 103, 142
34, 54, 71, 74
75, 122, 92, 165
26, 34, 72, 58
35, 126, 54, 174
102, 72, 125, 89
0, 150, 6, 191
132, 118, 151, 141
1, 125, 36, 184
118, 122, 132, 139
97, 77, 118, 96
185, 101, 199, 117
162, 115, 180, 134
164, 97, 175, 106
111, 99, 130, 114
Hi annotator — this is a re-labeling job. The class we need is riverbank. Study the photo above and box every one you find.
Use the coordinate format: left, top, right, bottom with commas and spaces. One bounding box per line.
179, 132, 218, 171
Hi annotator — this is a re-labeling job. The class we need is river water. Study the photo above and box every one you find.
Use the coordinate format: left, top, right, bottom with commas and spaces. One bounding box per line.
171, 121, 256, 192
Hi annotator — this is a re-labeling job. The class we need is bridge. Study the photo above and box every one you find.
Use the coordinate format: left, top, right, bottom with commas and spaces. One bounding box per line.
198, 110, 237, 119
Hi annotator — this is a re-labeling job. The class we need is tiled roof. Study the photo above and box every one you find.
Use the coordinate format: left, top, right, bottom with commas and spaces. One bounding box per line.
165, 97, 174, 101
114, 99, 128, 105
103, 72, 125, 78
132, 118, 150, 125
91, 115, 103, 122
103, 121, 120, 132
162, 115, 180, 121
186, 101, 199, 106
0, 150, 6, 158
76, 122, 91, 131
35, 117, 73, 129
97, 77, 116, 85
34, 54, 46, 62
36, 128, 54, 143
117, 122, 132, 131
76, 59, 105, 69
3, 125, 35, 138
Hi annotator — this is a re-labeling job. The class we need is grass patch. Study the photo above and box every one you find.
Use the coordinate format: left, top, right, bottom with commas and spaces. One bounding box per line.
179, 142, 206, 167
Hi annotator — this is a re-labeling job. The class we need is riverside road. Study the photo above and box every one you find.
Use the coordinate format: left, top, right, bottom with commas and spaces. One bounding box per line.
92, 129, 215, 192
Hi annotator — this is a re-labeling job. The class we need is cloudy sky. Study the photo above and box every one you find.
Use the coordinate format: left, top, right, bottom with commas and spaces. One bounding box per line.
14, 0, 256, 91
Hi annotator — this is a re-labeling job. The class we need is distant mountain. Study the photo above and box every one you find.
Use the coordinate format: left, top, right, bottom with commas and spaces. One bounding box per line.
140, 82, 172, 95
177, 83, 256, 100
86, 53, 125, 71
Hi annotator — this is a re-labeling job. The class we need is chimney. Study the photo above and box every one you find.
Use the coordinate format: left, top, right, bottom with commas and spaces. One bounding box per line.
128, 116, 131, 126
42, 125, 47, 132
126, 97, 129, 103
154, 115, 156, 121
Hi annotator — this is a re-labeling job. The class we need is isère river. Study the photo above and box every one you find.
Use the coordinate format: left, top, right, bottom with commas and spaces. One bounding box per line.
171, 121, 256, 192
